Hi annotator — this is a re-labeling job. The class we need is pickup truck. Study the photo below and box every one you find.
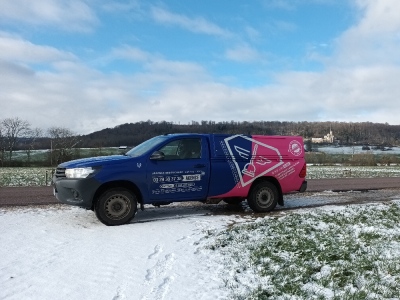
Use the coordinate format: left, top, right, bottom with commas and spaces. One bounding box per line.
53, 133, 307, 225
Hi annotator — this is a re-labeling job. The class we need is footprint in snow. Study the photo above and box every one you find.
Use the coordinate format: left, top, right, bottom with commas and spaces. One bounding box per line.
148, 244, 162, 259
141, 253, 176, 300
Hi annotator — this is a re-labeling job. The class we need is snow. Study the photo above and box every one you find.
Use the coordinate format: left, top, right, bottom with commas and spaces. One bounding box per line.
0, 204, 234, 300
1, 190, 400, 299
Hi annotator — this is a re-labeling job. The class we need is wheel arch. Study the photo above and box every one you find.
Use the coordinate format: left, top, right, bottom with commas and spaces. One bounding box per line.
248, 176, 283, 206
92, 180, 143, 210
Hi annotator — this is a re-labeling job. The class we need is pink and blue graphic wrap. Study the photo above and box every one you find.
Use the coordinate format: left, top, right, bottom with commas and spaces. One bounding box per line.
209, 134, 304, 198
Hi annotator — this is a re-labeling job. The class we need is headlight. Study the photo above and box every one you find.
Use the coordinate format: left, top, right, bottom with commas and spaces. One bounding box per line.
65, 167, 95, 179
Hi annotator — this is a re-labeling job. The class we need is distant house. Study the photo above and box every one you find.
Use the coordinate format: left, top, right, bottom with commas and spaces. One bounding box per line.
311, 129, 335, 144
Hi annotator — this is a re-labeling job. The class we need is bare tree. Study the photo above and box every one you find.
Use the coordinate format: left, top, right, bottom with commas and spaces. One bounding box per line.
1, 117, 31, 163
48, 127, 80, 164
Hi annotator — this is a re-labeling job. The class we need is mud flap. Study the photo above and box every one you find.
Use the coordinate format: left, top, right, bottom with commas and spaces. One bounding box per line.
299, 181, 307, 193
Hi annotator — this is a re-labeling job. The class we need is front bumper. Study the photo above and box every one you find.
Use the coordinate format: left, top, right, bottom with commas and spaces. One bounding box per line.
53, 176, 101, 209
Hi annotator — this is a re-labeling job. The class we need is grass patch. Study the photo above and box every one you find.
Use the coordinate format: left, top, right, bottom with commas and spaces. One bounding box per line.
205, 203, 400, 299
305, 152, 400, 166
307, 165, 400, 179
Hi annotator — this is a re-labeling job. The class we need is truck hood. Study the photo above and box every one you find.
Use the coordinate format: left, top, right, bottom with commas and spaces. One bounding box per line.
59, 155, 133, 168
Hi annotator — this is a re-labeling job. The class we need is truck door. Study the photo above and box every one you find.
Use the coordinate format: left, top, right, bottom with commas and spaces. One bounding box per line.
147, 137, 210, 202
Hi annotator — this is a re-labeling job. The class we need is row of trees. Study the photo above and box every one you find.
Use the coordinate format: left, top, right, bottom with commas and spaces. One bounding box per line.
0, 117, 78, 166
2, 117, 400, 167
83, 120, 400, 148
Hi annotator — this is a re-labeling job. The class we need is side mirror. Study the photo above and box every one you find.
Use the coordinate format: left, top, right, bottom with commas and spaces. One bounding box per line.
150, 151, 165, 160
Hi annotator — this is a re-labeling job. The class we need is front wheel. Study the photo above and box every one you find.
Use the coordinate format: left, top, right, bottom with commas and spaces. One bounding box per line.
95, 188, 138, 226
247, 181, 278, 213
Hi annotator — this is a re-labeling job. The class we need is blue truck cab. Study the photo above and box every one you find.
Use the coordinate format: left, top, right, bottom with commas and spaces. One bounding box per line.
53, 133, 307, 225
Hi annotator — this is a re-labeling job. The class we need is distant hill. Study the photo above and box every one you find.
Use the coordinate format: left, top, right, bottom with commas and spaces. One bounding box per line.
78, 120, 400, 148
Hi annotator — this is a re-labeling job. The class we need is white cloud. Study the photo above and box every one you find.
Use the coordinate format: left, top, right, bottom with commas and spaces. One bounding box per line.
272, 20, 297, 32
111, 46, 154, 63
225, 44, 264, 63
101, 1, 141, 13
0, 32, 76, 63
150, 6, 232, 37
262, 0, 296, 10
1, 0, 400, 135
244, 26, 261, 41
1, 55, 400, 135
262, 0, 337, 10
145, 60, 207, 78
332, 0, 400, 67
355, 0, 400, 35
0, 0, 98, 32
109, 45, 209, 81
273, 66, 400, 122
0, 37, 212, 133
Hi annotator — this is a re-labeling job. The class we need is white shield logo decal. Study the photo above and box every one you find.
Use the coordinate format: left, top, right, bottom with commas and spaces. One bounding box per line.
224, 135, 284, 187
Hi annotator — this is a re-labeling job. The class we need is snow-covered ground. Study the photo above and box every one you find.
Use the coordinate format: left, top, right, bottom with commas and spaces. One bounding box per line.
0, 204, 234, 300
1, 190, 400, 300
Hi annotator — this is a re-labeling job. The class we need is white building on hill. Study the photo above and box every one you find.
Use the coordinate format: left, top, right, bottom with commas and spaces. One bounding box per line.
311, 129, 334, 144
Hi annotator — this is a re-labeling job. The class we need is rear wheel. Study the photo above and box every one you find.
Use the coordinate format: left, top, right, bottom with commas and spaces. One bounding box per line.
95, 188, 137, 226
247, 181, 278, 213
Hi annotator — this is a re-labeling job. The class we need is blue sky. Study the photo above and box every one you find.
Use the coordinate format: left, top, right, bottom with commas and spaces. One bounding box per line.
1, 0, 400, 134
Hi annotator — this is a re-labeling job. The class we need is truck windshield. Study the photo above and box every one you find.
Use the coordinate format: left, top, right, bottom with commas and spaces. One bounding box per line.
125, 136, 168, 158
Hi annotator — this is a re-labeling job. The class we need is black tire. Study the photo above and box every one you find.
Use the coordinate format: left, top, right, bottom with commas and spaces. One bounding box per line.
223, 198, 244, 205
247, 181, 278, 213
95, 188, 138, 226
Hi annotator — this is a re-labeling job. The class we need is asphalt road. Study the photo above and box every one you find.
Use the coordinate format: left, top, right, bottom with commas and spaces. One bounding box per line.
0, 177, 399, 207
306, 177, 400, 192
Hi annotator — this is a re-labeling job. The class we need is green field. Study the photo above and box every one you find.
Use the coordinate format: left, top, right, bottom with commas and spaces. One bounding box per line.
205, 202, 400, 299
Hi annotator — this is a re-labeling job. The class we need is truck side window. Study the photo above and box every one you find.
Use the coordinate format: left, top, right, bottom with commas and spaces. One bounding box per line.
159, 138, 201, 160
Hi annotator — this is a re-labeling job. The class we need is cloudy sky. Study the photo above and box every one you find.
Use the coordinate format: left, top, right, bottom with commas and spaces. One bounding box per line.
1, 0, 400, 135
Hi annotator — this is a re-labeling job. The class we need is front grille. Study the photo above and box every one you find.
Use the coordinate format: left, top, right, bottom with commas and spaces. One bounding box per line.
55, 167, 66, 178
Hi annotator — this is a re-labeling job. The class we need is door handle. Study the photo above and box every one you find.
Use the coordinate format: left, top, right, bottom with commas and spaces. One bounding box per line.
194, 164, 206, 168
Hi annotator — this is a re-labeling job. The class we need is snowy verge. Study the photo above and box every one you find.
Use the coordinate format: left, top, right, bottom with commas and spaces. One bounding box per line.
0, 205, 235, 300
2, 190, 400, 299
